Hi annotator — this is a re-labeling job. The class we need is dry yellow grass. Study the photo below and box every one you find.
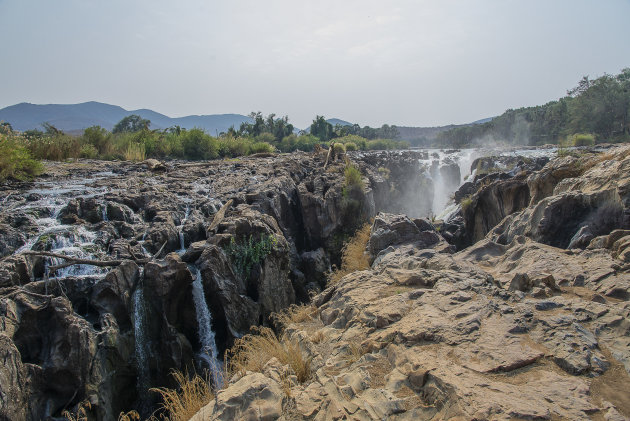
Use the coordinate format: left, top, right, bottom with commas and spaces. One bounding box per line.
273, 304, 317, 329
63, 401, 92, 421
226, 326, 312, 383
149, 370, 214, 421
328, 222, 372, 285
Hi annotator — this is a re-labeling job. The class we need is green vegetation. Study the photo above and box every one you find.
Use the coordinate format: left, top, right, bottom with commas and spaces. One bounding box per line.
0, 132, 43, 181
225, 234, 277, 278
438, 68, 630, 147
569, 133, 595, 146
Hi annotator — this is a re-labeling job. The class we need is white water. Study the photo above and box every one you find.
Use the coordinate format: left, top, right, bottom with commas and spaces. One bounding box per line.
191, 267, 222, 388
176, 205, 191, 254
133, 279, 151, 403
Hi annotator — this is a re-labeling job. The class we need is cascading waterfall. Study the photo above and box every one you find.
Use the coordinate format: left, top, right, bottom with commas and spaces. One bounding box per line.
191, 266, 222, 388
101, 202, 109, 222
133, 278, 151, 410
177, 205, 190, 254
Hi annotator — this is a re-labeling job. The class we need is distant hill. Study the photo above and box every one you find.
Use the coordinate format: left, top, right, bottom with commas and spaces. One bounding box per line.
396, 117, 495, 145
327, 118, 352, 127
0, 102, 252, 134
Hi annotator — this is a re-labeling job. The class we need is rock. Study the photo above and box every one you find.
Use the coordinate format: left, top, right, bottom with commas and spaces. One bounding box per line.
191, 372, 283, 421
143, 158, 166, 172
0, 224, 26, 258
368, 213, 440, 260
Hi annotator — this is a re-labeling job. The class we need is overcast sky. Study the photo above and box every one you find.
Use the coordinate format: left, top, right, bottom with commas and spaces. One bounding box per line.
1, 0, 629, 129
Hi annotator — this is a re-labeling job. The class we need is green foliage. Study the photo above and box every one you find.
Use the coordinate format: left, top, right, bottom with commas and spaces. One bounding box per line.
79, 144, 98, 159
181, 128, 218, 160
438, 68, 630, 147
344, 142, 358, 151
218, 136, 251, 157
277, 134, 320, 152
344, 164, 363, 190
124, 142, 146, 161
225, 234, 277, 278
569, 133, 595, 146
25, 129, 82, 161
112, 115, 150, 134
239, 112, 294, 142
310, 115, 334, 141
0, 134, 43, 181
333, 143, 346, 155
366, 138, 408, 150
335, 123, 400, 140
460, 196, 473, 212
250, 141, 275, 154
82, 126, 111, 155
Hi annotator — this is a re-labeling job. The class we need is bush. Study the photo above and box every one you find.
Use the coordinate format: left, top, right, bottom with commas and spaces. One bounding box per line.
181, 128, 218, 160
0, 135, 43, 181
79, 144, 98, 159
25, 133, 82, 160
344, 142, 358, 151
249, 141, 275, 154
82, 126, 111, 155
225, 234, 277, 278
344, 164, 363, 190
333, 143, 346, 155
218, 136, 251, 157
570, 133, 595, 146
335, 135, 367, 150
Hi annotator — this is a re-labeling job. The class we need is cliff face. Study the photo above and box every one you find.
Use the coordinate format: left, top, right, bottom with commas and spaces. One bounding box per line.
0, 150, 430, 420
193, 146, 630, 421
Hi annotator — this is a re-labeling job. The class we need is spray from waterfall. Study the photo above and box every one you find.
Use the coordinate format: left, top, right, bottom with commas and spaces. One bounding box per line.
133, 277, 151, 412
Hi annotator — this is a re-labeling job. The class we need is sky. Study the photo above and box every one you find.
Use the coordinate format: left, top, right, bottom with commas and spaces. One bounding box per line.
1, 0, 629, 129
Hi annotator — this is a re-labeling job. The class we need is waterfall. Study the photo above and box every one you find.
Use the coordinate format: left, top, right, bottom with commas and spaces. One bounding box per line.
177, 205, 190, 254
101, 202, 109, 222
191, 267, 222, 388
133, 278, 151, 410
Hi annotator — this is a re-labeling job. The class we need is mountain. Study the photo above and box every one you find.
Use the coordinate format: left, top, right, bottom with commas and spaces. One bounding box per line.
326, 118, 352, 127
0, 102, 252, 134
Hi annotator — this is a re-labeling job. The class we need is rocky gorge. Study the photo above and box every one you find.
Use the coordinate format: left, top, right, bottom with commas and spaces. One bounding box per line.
1, 145, 629, 420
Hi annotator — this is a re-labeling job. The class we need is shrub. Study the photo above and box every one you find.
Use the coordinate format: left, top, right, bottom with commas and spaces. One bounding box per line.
328, 223, 371, 285
25, 133, 82, 160
344, 164, 363, 190
460, 195, 473, 212
249, 141, 275, 154
82, 126, 111, 155
150, 370, 214, 421
226, 326, 312, 383
333, 143, 346, 155
344, 142, 358, 151
0, 135, 43, 181
218, 136, 251, 157
570, 133, 595, 146
181, 128, 218, 160
225, 234, 277, 278
335, 134, 367, 150
79, 144, 98, 159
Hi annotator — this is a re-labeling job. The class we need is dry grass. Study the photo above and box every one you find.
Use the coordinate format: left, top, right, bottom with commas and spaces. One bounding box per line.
310, 330, 325, 344
273, 304, 317, 330
149, 370, 214, 421
343, 341, 368, 365
226, 326, 312, 384
63, 401, 91, 421
328, 222, 372, 285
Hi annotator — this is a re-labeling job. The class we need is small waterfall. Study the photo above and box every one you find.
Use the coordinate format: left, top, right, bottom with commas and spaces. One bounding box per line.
101, 202, 109, 222
177, 205, 190, 254
133, 278, 151, 410
191, 267, 222, 388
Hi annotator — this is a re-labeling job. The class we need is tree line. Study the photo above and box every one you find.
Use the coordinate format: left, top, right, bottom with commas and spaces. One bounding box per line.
437, 68, 630, 147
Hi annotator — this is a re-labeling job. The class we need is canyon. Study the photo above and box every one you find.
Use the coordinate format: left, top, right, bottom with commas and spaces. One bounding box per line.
1, 145, 629, 420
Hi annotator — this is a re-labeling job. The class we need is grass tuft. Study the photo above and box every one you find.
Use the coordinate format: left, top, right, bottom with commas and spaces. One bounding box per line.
149, 370, 214, 421
328, 222, 372, 285
225, 326, 312, 384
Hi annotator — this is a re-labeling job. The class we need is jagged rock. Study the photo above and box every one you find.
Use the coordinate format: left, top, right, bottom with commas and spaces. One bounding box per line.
368, 213, 440, 260
191, 372, 283, 421
0, 224, 26, 258
143, 158, 166, 172
91, 261, 139, 329
299, 248, 331, 291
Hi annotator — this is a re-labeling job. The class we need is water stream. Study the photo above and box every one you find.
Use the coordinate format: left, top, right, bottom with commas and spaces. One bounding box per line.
190, 266, 223, 388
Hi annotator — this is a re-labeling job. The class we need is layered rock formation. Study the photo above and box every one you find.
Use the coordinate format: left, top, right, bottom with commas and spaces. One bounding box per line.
194, 146, 630, 420
0, 151, 431, 419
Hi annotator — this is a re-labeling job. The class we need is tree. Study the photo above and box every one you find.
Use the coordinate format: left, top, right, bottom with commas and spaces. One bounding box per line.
113, 115, 151, 134
310, 116, 333, 141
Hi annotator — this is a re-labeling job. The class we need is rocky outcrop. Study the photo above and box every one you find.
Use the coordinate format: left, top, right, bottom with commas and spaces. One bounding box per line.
198, 207, 630, 420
